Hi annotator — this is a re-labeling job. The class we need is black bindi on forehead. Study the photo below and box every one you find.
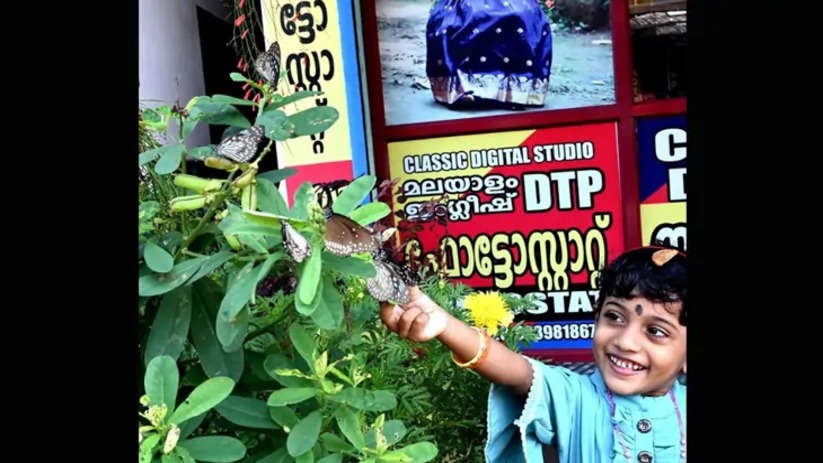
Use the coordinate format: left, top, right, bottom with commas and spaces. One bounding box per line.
634, 304, 643, 316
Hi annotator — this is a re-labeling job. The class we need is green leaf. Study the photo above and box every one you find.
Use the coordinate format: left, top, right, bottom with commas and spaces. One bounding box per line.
241, 210, 294, 231
291, 182, 314, 221
258, 168, 298, 185
295, 276, 322, 317
178, 413, 207, 439
162, 447, 192, 463
350, 202, 392, 226
287, 410, 323, 457
288, 323, 316, 367
289, 106, 339, 137
190, 99, 251, 128
268, 90, 323, 109
186, 251, 234, 286
316, 454, 341, 463
297, 250, 322, 308
263, 354, 314, 388
327, 388, 397, 411
256, 107, 293, 141
183, 119, 200, 140
144, 240, 175, 273
321, 253, 376, 278
395, 442, 437, 463
376, 452, 412, 463
331, 175, 375, 216
268, 406, 300, 429
319, 433, 353, 453
365, 420, 406, 448
238, 234, 271, 254
144, 355, 179, 411
189, 145, 216, 160
310, 276, 343, 330
162, 231, 185, 254
142, 106, 171, 131
222, 207, 286, 237
215, 395, 277, 429
255, 448, 290, 463
155, 144, 186, 175
176, 447, 197, 463
295, 450, 314, 463
140, 144, 176, 166
267, 388, 318, 407
257, 178, 290, 216
144, 286, 193, 365
211, 94, 257, 106
140, 200, 161, 220
216, 306, 249, 353
169, 376, 235, 425
230, 72, 247, 82
140, 433, 161, 463
179, 436, 247, 462
190, 279, 244, 381
218, 262, 257, 324
255, 252, 283, 286
334, 407, 365, 450
139, 256, 207, 297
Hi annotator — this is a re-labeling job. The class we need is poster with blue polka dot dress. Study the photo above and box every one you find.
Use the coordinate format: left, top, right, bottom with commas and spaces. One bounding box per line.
377, 0, 615, 125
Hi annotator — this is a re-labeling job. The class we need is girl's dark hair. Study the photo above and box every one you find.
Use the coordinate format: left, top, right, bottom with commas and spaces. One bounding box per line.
594, 245, 687, 325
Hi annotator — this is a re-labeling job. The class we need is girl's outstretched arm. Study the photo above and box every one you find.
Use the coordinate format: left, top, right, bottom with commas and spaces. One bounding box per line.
380, 286, 533, 395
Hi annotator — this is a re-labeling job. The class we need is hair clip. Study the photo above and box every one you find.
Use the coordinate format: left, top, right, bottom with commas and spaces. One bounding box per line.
652, 248, 680, 266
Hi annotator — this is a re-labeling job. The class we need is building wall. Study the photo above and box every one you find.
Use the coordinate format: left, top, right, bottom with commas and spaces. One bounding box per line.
139, 0, 229, 147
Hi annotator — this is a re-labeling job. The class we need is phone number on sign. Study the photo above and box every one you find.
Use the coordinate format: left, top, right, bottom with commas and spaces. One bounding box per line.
534, 323, 596, 341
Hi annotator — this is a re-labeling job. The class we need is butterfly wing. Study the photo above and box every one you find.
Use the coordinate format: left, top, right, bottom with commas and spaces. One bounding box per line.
281, 222, 312, 263
324, 214, 379, 256
254, 42, 281, 87
215, 125, 264, 163
367, 259, 411, 304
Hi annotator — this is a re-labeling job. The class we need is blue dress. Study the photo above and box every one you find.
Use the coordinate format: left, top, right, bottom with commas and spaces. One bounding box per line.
485, 357, 687, 462
426, 0, 553, 106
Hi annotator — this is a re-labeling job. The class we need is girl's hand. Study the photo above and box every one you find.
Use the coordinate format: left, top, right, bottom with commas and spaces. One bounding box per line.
379, 286, 449, 342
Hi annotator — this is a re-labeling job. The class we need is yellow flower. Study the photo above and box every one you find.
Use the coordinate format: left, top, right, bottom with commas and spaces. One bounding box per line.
463, 291, 513, 336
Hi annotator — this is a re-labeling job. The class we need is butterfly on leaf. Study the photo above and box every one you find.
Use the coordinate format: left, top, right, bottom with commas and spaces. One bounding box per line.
281, 221, 312, 263
367, 247, 419, 304
323, 210, 380, 257
254, 42, 281, 88
214, 125, 265, 163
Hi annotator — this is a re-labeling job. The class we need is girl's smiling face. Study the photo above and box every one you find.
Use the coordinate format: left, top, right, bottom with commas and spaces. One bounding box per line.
592, 292, 687, 397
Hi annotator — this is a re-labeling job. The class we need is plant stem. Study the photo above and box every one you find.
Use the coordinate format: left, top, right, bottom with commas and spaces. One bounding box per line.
246, 324, 275, 342
177, 115, 189, 234
174, 171, 238, 260
252, 138, 275, 168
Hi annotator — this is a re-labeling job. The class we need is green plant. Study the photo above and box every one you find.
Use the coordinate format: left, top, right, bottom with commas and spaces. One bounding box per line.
139, 58, 538, 461
138, 67, 446, 461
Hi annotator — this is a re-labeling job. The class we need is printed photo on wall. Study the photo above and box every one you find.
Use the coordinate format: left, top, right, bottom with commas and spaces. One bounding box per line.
377, 0, 615, 126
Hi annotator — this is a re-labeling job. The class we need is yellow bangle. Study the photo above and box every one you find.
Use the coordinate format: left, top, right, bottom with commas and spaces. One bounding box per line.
451, 327, 489, 369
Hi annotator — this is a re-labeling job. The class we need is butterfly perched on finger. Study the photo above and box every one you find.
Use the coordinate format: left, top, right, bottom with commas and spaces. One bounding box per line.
254, 42, 281, 88
367, 247, 419, 304
214, 125, 265, 163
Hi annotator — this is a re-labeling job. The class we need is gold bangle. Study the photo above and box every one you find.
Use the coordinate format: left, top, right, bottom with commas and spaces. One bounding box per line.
451, 327, 488, 368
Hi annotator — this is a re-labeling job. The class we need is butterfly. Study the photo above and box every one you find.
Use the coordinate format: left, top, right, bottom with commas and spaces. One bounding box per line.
214, 125, 265, 163
281, 221, 312, 263
254, 42, 281, 88
323, 211, 380, 257
367, 248, 419, 304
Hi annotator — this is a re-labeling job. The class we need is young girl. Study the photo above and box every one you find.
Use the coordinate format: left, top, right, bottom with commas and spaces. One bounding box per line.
380, 246, 687, 462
